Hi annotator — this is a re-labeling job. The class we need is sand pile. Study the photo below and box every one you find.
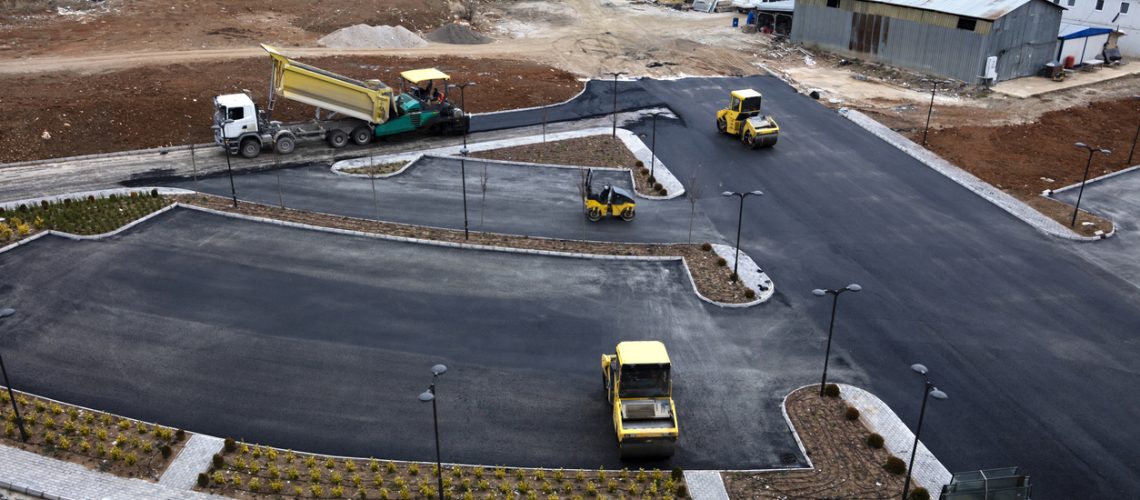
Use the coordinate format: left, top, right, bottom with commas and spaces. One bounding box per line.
425, 23, 492, 45
318, 24, 428, 49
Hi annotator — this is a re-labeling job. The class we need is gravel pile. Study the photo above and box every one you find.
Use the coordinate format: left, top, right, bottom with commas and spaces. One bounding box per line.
425, 23, 492, 45
317, 24, 428, 49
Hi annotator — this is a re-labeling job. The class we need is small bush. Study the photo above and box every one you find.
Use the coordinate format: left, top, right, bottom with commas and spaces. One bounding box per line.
223, 437, 236, 453
883, 456, 907, 475
716, 257, 727, 267
647, 175, 656, 184
866, 433, 885, 449
845, 406, 861, 420
700, 242, 712, 251
151, 189, 160, 198
635, 160, 644, 168
744, 289, 756, 299
909, 487, 931, 500
729, 272, 739, 281
671, 467, 684, 481
160, 444, 172, 459
654, 182, 664, 191
823, 383, 841, 398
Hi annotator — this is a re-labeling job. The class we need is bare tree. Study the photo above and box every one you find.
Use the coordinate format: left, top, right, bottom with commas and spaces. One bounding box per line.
687, 170, 703, 244
479, 161, 489, 230
275, 152, 285, 209
369, 150, 380, 220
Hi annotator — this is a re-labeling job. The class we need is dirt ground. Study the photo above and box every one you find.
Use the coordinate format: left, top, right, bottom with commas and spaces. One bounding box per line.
0, 54, 579, 163
471, 135, 666, 194
723, 387, 907, 499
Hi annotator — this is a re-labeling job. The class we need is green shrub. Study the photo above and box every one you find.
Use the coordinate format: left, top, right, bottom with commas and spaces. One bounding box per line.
211, 453, 224, 469
883, 456, 907, 475
409, 463, 419, 475
647, 175, 656, 184
845, 406, 860, 420
866, 433, 884, 449
223, 437, 236, 453
160, 444, 172, 459
824, 384, 841, 398
716, 257, 727, 267
700, 243, 712, 252
196, 472, 209, 488
909, 487, 931, 500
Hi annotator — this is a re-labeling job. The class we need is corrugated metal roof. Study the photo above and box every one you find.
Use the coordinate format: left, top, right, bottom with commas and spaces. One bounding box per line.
860, 0, 1061, 21
755, 0, 794, 13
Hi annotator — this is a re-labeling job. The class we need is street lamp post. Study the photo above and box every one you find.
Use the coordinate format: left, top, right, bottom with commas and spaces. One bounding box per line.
446, 81, 477, 149
418, 364, 448, 500
219, 120, 239, 207
607, 72, 626, 138
0, 308, 28, 442
902, 363, 948, 500
1127, 95, 1139, 165
721, 190, 764, 282
920, 79, 949, 146
811, 284, 862, 397
460, 148, 470, 240
1070, 142, 1112, 227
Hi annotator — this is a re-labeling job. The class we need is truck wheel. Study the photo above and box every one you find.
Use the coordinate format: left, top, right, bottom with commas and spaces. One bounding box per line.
620, 207, 635, 221
351, 127, 372, 146
239, 138, 261, 159
274, 135, 296, 155
327, 130, 348, 149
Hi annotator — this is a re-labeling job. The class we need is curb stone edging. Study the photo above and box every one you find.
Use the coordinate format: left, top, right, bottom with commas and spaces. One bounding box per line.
839, 108, 1112, 242
1045, 162, 1140, 195
839, 383, 952, 494
329, 125, 685, 199
711, 243, 774, 306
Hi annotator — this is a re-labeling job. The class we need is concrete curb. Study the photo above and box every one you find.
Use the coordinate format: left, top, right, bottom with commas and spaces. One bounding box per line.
1045, 162, 1140, 195
839, 383, 952, 494
839, 108, 1111, 242
711, 243, 774, 306
0, 187, 195, 212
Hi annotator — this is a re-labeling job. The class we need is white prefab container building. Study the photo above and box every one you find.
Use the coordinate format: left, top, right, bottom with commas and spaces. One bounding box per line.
1053, 0, 1136, 56
1057, 22, 1116, 64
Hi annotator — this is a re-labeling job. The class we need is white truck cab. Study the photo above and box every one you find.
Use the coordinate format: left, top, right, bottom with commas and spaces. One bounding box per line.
213, 93, 262, 156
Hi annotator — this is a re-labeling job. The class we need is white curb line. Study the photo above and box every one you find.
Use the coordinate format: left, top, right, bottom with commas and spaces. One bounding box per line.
1045, 162, 1140, 195
711, 243, 774, 306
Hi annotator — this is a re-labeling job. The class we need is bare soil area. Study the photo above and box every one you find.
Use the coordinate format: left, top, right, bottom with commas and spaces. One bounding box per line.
0, 55, 579, 163
471, 135, 665, 195
723, 387, 907, 499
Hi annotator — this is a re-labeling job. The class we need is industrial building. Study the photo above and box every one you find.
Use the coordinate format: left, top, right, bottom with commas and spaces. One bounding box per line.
790, 0, 1066, 83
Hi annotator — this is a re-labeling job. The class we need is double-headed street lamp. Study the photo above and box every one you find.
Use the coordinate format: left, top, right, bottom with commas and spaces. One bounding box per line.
418, 364, 448, 500
649, 112, 662, 179
0, 308, 28, 442
721, 190, 764, 282
811, 284, 862, 397
902, 363, 948, 500
606, 72, 627, 138
217, 119, 239, 207
920, 79, 951, 146
1070, 142, 1112, 227
448, 82, 477, 241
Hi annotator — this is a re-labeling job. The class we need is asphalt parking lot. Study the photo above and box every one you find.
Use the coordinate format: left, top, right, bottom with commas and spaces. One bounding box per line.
1054, 169, 1140, 289
0, 208, 834, 470
167, 156, 722, 244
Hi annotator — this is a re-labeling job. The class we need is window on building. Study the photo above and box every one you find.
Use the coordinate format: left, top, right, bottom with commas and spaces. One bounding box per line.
1067, 0, 1075, 6
957, 17, 977, 31
1123, 2, 1131, 14
826, 0, 839, 7
1095, 0, 1105, 10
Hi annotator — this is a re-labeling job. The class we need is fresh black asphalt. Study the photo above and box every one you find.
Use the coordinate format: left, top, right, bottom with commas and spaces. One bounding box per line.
0, 208, 830, 470
1054, 169, 1140, 291
167, 157, 723, 244
2, 76, 1138, 497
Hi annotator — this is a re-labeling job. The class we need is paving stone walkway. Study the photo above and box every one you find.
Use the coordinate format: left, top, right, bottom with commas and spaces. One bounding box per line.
158, 434, 225, 490
0, 443, 222, 499
683, 470, 730, 500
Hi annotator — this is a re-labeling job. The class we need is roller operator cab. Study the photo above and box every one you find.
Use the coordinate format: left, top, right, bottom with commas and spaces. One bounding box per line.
582, 169, 636, 222
716, 89, 779, 149
601, 341, 678, 459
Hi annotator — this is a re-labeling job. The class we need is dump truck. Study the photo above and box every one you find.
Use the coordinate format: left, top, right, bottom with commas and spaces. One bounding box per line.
582, 169, 636, 222
212, 44, 469, 158
716, 89, 779, 149
601, 341, 678, 459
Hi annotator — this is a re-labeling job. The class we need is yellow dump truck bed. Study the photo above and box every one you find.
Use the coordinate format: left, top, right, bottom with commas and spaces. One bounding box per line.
263, 44, 393, 124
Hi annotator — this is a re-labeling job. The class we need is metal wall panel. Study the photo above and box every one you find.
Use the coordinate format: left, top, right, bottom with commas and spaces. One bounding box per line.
792, 0, 1062, 83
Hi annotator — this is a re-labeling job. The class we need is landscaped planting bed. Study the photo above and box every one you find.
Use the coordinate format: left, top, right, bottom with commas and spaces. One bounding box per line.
469, 136, 667, 197
0, 388, 188, 481
341, 162, 411, 177
0, 190, 170, 243
198, 440, 689, 499
723, 385, 918, 499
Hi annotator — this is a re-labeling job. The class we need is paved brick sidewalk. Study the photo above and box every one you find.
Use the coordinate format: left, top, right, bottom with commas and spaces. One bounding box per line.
0, 443, 223, 499
158, 434, 225, 490
684, 470, 730, 500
